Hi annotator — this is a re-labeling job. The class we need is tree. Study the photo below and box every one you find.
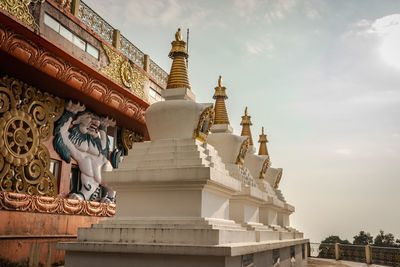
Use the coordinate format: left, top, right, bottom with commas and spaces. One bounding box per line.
321, 235, 350, 244
353, 231, 373, 245
374, 230, 396, 247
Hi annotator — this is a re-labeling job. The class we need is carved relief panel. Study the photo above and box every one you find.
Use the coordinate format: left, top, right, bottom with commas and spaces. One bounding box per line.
0, 75, 64, 196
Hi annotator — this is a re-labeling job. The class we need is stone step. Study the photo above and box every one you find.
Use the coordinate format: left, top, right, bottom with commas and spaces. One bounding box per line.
120, 157, 210, 169
134, 138, 202, 148
122, 150, 207, 162
77, 227, 257, 246
132, 144, 206, 154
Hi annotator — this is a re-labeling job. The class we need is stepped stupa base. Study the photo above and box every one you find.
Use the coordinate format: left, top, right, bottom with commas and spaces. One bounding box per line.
58, 238, 308, 267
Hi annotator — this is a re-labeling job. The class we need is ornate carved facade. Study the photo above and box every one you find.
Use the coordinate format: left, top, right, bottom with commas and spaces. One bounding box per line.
0, 24, 147, 124
0, 191, 115, 216
0, 75, 63, 196
101, 43, 148, 99
193, 105, 214, 143
0, 0, 42, 31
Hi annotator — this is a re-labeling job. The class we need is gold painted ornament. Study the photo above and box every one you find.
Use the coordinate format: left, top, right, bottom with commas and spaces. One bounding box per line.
0, 109, 39, 166
236, 138, 249, 166
0, 75, 64, 196
0, 0, 44, 31
101, 43, 147, 99
193, 105, 214, 143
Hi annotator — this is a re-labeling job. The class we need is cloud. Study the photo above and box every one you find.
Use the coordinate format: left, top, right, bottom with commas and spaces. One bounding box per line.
233, 0, 260, 18
335, 148, 353, 156
304, 6, 320, 20
344, 14, 400, 69
245, 38, 274, 55
122, 0, 183, 26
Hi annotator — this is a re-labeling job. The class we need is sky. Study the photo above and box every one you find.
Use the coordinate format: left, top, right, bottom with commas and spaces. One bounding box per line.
84, 0, 400, 243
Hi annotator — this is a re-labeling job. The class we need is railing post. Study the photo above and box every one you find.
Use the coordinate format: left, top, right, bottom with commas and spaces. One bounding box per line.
143, 54, 150, 72
335, 243, 340, 260
112, 29, 121, 49
71, 0, 80, 16
307, 242, 311, 258
365, 245, 372, 264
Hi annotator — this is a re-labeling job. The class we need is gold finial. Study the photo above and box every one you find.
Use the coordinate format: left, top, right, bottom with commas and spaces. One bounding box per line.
258, 126, 269, 156
240, 107, 253, 146
213, 75, 229, 124
175, 28, 183, 41
167, 28, 191, 90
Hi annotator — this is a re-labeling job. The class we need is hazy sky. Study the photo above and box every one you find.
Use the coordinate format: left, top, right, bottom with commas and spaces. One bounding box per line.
84, 0, 400, 242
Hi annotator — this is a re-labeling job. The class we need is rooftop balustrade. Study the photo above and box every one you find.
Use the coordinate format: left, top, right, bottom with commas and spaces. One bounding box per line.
309, 242, 400, 266
76, 0, 168, 87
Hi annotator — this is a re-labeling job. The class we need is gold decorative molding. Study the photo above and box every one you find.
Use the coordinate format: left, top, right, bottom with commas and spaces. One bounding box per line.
0, 75, 64, 196
120, 127, 143, 155
101, 43, 147, 99
0, 191, 115, 216
236, 138, 249, 165
0, 0, 43, 31
194, 105, 214, 143
259, 157, 270, 179
274, 169, 283, 189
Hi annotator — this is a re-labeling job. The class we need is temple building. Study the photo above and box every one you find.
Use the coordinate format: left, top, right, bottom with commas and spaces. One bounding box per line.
0, 1, 307, 266
0, 0, 167, 265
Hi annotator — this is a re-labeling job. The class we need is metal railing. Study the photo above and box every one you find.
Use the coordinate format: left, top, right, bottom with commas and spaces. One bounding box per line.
309, 242, 400, 266
148, 59, 168, 87
119, 34, 144, 69
78, 1, 113, 44
76, 0, 168, 87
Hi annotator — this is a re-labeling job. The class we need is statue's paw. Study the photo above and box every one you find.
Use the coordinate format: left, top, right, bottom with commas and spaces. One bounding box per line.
100, 197, 114, 204
69, 193, 84, 200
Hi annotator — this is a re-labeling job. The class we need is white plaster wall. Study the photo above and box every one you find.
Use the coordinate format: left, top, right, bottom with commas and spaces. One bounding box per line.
267, 209, 278, 225
116, 189, 202, 217
229, 202, 244, 223
201, 190, 230, 220
244, 204, 259, 223
278, 213, 290, 227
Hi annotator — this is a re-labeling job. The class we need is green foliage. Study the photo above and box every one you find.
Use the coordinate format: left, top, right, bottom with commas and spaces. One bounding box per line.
321, 235, 350, 244
353, 231, 373, 245
374, 230, 396, 247
321, 230, 400, 248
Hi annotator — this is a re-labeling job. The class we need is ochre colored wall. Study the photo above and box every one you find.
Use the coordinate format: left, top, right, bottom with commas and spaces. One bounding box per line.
0, 210, 106, 266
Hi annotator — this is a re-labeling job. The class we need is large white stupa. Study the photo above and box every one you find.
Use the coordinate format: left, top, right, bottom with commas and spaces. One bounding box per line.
59, 29, 308, 267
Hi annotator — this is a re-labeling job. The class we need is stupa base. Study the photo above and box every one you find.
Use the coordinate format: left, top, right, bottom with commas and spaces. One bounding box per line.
59, 238, 309, 267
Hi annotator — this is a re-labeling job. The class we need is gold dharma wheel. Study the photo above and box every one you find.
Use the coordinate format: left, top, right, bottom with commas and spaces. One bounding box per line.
120, 61, 133, 88
0, 109, 39, 166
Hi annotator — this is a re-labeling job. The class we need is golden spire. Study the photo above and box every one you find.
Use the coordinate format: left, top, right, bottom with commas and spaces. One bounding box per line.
240, 106, 253, 146
213, 75, 230, 125
258, 126, 269, 156
166, 28, 191, 90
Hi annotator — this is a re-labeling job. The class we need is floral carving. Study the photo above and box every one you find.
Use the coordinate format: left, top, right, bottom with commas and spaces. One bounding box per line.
236, 138, 249, 166
194, 104, 214, 143
0, 75, 63, 196
0, 24, 147, 124
0, 191, 115, 216
0, 0, 43, 31
101, 43, 148, 99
